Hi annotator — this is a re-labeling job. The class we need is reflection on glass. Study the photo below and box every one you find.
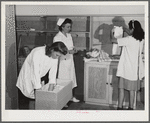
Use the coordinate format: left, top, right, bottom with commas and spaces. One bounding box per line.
93, 16, 127, 55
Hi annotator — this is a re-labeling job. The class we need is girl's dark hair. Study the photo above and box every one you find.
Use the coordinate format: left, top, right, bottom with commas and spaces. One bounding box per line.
128, 20, 144, 41
58, 18, 72, 31
45, 42, 68, 56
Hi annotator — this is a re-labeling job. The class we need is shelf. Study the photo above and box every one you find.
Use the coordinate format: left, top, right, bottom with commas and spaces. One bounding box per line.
16, 29, 90, 34
16, 29, 55, 33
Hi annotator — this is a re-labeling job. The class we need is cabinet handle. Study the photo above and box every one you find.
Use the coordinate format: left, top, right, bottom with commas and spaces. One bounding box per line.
106, 83, 112, 85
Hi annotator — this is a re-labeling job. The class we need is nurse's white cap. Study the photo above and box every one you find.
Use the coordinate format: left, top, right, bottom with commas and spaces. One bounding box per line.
57, 18, 66, 26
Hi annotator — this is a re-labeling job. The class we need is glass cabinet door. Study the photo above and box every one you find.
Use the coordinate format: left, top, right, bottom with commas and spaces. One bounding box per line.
46, 32, 57, 46
16, 32, 47, 72
68, 16, 90, 32
71, 33, 90, 51
91, 15, 144, 55
92, 16, 127, 55
46, 16, 90, 32
16, 16, 91, 74
16, 16, 46, 30
46, 16, 58, 31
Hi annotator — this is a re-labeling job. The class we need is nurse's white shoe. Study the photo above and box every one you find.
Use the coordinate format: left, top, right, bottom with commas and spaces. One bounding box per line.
64, 104, 68, 108
71, 97, 80, 102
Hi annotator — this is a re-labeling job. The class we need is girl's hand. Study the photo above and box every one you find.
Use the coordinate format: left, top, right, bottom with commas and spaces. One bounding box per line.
41, 81, 45, 87
48, 84, 55, 91
123, 27, 131, 35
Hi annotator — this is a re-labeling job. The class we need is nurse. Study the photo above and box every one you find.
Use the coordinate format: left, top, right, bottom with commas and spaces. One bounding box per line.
115, 20, 145, 110
16, 42, 68, 109
53, 18, 80, 103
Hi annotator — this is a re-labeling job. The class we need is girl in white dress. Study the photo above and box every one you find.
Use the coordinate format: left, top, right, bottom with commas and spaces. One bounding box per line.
115, 20, 145, 110
53, 18, 80, 103
16, 42, 68, 109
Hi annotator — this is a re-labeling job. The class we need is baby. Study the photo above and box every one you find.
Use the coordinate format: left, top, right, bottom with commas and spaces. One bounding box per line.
22, 46, 31, 57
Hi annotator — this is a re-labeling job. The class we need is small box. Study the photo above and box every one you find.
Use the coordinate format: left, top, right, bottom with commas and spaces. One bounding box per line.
35, 79, 72, 110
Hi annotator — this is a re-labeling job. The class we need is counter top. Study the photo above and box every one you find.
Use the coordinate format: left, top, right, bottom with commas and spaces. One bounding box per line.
84, 57, 119, 63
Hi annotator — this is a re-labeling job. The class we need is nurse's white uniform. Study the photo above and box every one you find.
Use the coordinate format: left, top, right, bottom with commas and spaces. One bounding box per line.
53, 31, 77, 88
16, 46, 58, 99
117, 36, 144, 81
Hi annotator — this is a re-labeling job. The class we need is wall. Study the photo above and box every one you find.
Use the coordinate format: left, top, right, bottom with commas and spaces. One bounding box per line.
6, 5, 18, 109
15, 5, 145, 16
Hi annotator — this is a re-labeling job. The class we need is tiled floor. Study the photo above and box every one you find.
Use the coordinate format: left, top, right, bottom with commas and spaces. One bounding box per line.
63, 101, 114, 110
62, 92, 145, 110
18, 91, 144, 110
18, 100, 144, 110
62, 101, 144, 110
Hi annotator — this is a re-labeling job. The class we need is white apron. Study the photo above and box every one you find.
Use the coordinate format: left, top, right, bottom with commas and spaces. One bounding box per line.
53, 31, 77, 88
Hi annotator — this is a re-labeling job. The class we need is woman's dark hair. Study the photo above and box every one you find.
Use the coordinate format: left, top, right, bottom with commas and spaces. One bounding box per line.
45, 42, 68, 56
128, 20, 144, 41
58, 18, 72, 31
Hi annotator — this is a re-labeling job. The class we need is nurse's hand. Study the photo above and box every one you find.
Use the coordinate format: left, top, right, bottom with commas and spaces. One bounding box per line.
69, 48, 78, 54
60, 55, 66, 60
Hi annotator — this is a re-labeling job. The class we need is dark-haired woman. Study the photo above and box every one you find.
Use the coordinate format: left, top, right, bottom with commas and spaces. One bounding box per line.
53, 18, 80, 103
16, 42, 68, 109
115, 20, 145, 110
